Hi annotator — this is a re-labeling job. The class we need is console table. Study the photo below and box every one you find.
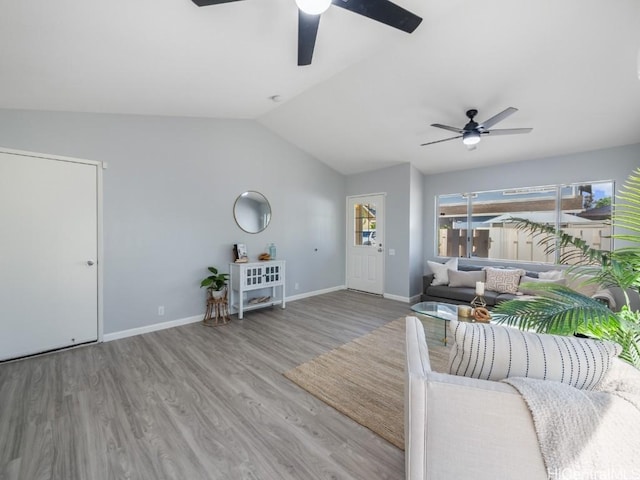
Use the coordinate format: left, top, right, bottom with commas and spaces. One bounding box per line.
229, 260, 286, 319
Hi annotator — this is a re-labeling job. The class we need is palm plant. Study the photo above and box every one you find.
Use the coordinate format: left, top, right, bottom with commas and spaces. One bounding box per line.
494, 168, 640, 368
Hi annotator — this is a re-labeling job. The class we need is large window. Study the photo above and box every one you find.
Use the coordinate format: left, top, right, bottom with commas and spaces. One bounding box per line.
437, 180, 613, 264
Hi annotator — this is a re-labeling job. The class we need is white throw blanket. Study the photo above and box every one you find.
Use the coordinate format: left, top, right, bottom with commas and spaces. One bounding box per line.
504, 359, 640, 479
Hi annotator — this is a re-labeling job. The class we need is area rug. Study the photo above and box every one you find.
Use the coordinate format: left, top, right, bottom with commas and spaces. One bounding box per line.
283, 315, 450, 450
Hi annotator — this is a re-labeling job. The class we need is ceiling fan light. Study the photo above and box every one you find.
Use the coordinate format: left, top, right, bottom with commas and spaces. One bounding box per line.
295, 0, 332, 15
462, 131, 481, 146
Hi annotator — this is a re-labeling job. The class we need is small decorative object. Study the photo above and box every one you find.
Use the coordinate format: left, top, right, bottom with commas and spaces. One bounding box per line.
203, 288, 230, 326
248, 295, 271, 305
200, 266, 230, 326
258, 252, 271, 261
268, 243, 277, 260
473, 307, 492, 323
233, 243, 248, 262
458, 305, 472, 318
200, 266, 229, 292
471, 281, 487, 308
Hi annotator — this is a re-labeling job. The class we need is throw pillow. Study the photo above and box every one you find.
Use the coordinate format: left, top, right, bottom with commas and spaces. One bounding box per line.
427, 258, 458, 286
448, 320, 622, 390
539, 270, 564, 280
447, 269, 486, 288
565, 273, 600, 298
484, 267, 525, 294
518, 276, 567, 296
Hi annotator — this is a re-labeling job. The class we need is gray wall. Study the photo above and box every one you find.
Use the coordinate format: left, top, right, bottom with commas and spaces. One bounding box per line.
409, 165, 424, 299
0, 109, 346, 334
423, 143, 640, 266
346, 163, 423, 299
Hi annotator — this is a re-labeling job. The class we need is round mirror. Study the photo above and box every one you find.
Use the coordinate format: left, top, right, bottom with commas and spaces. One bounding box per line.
233, 191, 272, 234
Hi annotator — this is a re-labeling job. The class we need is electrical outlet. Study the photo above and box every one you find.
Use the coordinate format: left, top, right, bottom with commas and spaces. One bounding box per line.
158, 306, 165, 316
295, 282, 299, 290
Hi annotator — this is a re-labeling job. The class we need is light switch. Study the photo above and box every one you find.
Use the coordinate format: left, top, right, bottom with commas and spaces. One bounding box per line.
389, 249, 396, 256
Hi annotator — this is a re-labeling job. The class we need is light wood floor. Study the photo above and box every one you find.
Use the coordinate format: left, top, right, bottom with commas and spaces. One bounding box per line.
0, 290, 412, 480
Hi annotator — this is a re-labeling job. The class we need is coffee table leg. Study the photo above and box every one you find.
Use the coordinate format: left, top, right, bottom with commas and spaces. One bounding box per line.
443, 321, 448, 345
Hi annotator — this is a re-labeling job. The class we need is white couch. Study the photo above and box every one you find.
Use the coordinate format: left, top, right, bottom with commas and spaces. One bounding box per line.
404, 316, 547, 480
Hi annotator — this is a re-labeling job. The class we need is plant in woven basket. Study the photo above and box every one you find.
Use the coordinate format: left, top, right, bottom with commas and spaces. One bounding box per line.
494, 167, 640, 368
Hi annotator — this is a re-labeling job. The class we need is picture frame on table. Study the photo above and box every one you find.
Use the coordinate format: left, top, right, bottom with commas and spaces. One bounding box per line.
234, 243, 248, 262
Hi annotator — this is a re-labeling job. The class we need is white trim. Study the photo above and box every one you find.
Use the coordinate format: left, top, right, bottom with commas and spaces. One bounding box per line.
104, 285, 348, 342
286, 285, 346, 303
347, 192, 387, 199
345, 193, 386, 295
0, 146, 103, 167
103, 314, 203, 342
0, 147, 105, 345
383, 293, 413, 303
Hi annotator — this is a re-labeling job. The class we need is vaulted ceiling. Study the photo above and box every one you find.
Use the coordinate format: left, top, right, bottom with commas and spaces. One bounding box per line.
2, 0, 639, 174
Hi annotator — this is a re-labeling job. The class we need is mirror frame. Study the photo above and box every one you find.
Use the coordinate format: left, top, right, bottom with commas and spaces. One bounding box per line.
233, 191, 272, 234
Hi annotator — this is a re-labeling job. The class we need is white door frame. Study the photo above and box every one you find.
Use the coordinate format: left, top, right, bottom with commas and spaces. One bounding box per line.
0, 146, 105, 343
345, 193, 386, 295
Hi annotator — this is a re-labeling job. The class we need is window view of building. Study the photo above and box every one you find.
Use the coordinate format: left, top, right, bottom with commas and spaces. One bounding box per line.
437, 181, 613, 264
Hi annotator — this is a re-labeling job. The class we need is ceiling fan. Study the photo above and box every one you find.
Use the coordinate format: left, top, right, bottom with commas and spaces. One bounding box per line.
421, 107, 533, 149
191, 0, 422, 66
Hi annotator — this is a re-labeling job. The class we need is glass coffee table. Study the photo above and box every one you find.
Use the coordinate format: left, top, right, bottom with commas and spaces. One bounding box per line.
410, 301, 478, 345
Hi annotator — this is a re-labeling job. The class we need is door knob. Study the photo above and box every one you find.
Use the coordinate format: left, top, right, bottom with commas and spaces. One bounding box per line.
87, 260, 95, 266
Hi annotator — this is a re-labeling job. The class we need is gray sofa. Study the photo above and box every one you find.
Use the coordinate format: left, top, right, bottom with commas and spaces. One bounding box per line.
421, 262, 640, 311
421, 264, 539, 306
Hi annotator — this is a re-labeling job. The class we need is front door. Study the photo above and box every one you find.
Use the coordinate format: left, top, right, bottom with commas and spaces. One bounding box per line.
0, 151, 99, 360
346, 194, 385, 295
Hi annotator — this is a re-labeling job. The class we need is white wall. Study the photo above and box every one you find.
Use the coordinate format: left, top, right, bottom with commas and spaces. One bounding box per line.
0, 110, 346, 334
422, 143, 640, 264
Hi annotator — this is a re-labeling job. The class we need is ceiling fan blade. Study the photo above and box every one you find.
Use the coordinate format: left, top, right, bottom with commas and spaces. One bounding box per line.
191, 0, 244, 5
332, 0, 422, 33
478, 107, 518, 130
420, 135, 462, 146
298, 11, 321, 66
485, 128, 533, 136
431, 123, 464, 134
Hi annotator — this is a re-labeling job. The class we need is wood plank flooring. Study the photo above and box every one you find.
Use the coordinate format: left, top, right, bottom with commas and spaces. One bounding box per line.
0, 290, 412, 480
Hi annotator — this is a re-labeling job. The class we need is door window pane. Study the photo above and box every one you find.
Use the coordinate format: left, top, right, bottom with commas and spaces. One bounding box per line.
354, 203, 377, 246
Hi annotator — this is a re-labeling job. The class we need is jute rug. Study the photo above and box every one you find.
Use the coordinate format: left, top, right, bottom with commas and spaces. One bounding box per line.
283, 315, 450, 450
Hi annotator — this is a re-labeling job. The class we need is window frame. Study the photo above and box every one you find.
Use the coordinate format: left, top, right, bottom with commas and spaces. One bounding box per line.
435, 180, 614, 264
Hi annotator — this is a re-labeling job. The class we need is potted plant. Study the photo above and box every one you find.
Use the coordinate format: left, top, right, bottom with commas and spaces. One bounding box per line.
494, 167, 640, 368
200, 266, 230, 299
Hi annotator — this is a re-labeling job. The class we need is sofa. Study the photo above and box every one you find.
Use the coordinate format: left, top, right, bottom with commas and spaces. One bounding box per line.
421, 263, 547, 306
404, 315, 640, 480
404, 316, 547, 479
421, 260, 640, 310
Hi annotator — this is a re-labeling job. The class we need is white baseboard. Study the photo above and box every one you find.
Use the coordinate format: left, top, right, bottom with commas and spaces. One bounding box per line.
103, 314, 202, 342
383, 293, 412, 303
286, 285, 346, 303
409, 293, 422, 304
103, 285, 348, 342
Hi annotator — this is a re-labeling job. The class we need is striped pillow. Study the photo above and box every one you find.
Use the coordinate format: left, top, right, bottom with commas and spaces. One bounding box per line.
447, 320, 622, 390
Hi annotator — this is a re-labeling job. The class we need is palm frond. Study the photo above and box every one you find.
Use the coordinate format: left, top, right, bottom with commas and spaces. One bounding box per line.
494, 284, 618, 335
507, 217, 610, 266
612, 168, 640, 239
493, 168, 640, 370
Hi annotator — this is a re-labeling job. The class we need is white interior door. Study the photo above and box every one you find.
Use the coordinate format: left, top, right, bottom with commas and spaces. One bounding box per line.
346, 194, 385, 295
0, 151, 99, 360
